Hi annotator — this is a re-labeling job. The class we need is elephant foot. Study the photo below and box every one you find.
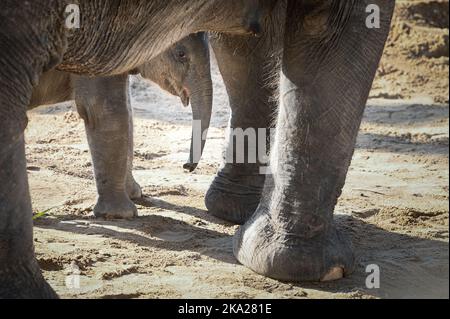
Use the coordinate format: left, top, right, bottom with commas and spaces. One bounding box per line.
94, 193, 137, 219
233, 210, 355, 282
0, 259, 58, 299
205, 173, 264, 224
127, 178, 143, 200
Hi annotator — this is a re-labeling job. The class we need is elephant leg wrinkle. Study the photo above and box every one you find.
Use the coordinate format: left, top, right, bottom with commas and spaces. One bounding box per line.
233, 0, 395, 282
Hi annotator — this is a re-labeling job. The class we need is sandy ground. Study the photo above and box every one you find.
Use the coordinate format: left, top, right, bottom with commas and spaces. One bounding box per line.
26, 1, 448, 299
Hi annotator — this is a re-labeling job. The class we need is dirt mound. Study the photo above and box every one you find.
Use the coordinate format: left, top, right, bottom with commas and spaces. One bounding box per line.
372, 1, 449, 103
401, 1, 449, 29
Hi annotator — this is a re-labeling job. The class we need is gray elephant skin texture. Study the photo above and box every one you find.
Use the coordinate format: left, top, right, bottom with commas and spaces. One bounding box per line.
0, 0, 394, 298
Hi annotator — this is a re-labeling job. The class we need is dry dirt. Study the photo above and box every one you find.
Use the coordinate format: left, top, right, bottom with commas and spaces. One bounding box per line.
26, 1, 448, 299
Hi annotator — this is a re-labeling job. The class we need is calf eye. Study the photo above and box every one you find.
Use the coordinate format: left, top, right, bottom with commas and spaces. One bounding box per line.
176, 50, 187, 62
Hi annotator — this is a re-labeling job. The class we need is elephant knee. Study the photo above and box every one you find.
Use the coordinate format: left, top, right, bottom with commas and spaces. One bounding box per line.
75, 101, 92, 127
76, 100, 129, 133
74, 75, 130, 132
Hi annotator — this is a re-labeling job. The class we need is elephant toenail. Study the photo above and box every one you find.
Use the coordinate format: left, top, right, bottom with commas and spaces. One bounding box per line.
320, 267, 344, 282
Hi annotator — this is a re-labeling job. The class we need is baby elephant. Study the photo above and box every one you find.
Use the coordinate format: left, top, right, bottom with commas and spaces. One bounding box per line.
29, 33, 212, 219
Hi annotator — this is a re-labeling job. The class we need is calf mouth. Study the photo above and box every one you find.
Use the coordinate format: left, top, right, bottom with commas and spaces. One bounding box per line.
179, 88, 190, 107
164, 78, 190, 107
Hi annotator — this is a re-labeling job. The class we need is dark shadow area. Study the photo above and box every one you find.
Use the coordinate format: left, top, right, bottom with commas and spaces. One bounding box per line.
355, 101, 449, 156
292, 214, 449, 299
35, 208, 448, 298
134, 195, 235, 226
363, 103, 449, 126
356, 132, 449, 155
403, 1, 449, 29
35, 205, 237, 265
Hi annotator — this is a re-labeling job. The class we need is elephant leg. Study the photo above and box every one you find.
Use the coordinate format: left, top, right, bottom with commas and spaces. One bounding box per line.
0, 5, 65, 297
0, 119, 57, 298
125, 105, 142, 200
234, 0, 395, 281
206, 2, 285, 224
74, 74, 137, 219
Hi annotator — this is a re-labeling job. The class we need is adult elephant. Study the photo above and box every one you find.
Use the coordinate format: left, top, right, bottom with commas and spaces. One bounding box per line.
208, 0, 395, 282
28, 33, 214, 219
0, 0, 274, 299
0, 0, 395, 298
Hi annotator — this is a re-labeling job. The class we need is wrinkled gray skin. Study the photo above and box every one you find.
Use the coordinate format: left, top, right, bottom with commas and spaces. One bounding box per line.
28, 33, 213, 218
0, 0, 394, 298
0, 0, 273, 298
210, 0, 395, 282
138, 33, 213, 173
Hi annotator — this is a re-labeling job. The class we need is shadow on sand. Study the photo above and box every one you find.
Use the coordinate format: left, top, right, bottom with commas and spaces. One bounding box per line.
35, 200, 449, 299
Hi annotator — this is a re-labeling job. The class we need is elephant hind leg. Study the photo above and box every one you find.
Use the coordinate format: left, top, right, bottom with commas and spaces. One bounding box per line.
206, 1, 285, 225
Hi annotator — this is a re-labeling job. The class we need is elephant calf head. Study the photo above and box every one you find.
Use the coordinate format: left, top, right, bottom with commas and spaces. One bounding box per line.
137, 33, 212, 172
29, 33, 213, 172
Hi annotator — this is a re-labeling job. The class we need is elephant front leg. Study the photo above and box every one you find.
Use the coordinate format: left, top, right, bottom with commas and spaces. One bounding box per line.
74, 74, 137, 219
206, 5, 284, 224
234, 0, 395, 281
0, 5, 67, 297
0, 129, 57, 298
